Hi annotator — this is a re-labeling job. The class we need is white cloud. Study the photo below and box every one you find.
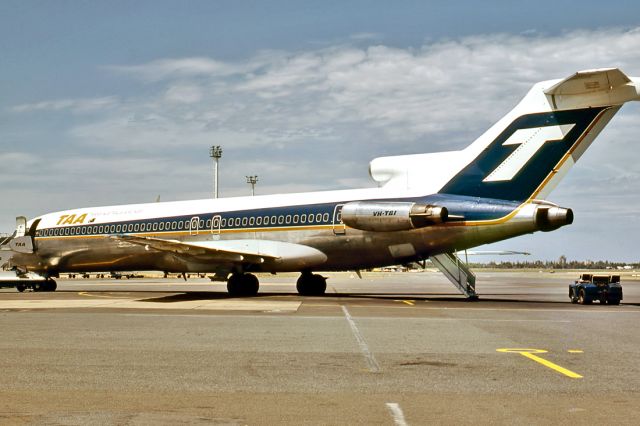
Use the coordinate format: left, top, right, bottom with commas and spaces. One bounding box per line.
164, 84, 204, 104
10, 96, 118, 113
106, 57, 237, 81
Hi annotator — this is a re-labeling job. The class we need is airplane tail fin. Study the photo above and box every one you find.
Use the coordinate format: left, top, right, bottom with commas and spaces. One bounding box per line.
370, 68, 640, 202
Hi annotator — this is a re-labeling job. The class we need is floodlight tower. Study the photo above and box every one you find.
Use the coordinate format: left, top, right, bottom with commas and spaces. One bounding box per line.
209, 145, 223, 198
246, 175, 258, 196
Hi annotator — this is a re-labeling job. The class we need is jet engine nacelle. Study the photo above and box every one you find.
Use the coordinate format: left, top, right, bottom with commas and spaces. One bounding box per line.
341, 201, 448, 232
535, 206, 574, 232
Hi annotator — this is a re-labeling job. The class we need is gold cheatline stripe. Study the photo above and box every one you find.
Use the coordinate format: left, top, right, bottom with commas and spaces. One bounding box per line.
36, 224, 340, 240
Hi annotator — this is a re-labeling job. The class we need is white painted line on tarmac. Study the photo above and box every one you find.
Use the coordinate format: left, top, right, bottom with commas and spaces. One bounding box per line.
386, 402, 409, 426
341, 305, 380, 373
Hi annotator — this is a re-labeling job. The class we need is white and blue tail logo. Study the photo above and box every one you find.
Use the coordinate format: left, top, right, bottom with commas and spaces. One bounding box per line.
440, 107, 609, 201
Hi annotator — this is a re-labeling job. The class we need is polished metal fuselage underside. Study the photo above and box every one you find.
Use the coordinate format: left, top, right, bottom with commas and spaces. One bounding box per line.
11, 214, 537, 275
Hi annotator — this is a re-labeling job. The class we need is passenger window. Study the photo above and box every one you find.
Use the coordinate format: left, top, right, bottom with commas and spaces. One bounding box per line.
263, 216, 269, 225
271, 216, 276, 225
206, 219, 212, 228
323, 213, 329, 222
221, 218, 226, 227
177, 221, 183, 230
278, 216, 284, 225
172, 221, 177, 230
316, 213, 323, 223
293, 215, 299, 224
256, 217, 262, 226
242, 217, 248, 226
159, 222, 164, 231
301, 214, 307, 223
249, 217, 255, 226
286, 215, 291, 224
235, 218, 241, 227
134, 224, 139, 232
152, 222, 158, 231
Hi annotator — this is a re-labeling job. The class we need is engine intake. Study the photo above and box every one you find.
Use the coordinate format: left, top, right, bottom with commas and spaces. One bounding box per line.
341, 201, 448, 232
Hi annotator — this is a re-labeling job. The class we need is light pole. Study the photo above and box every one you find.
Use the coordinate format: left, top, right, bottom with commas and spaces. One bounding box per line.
246, 175, 258, 196
209, 145, 222, 198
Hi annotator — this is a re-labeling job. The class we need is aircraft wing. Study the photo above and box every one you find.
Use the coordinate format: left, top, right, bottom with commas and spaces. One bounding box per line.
455, 250, 531, 256
111, 235, 328, 269
112, 235, 276, 264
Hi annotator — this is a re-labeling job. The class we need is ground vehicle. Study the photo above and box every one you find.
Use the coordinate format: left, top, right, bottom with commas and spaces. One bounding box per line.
570, 274, 623, 305
0, 271, 53, 292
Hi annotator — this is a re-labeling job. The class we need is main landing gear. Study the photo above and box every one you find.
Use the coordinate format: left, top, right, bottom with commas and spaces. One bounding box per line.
224, 271, 327, 297
226, 272, 259, 297
296, 271, 327, 296
16, 279, 57, 293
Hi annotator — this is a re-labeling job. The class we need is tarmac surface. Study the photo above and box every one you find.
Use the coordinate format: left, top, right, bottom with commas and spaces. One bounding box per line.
0, 270, 639, 425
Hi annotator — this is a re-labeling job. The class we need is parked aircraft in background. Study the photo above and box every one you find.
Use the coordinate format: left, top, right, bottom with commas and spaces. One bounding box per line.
2, 68, 639, 297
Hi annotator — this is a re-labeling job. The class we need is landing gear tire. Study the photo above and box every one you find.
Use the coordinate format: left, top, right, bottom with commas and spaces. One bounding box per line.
296, 272, 327, 296
226, 273, 259, 297
33, 282, 43, 292
16, 283, 26, 293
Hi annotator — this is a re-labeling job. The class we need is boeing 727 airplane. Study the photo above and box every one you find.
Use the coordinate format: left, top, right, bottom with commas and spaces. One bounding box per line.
2, 68, 639, 297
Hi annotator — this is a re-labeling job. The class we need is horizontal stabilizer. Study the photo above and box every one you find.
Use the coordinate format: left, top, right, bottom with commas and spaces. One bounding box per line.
544, 68, 631, 96
544, 68, 640, 109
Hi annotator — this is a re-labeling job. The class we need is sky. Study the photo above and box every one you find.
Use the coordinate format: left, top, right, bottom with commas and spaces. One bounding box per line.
1, 1, 639, 262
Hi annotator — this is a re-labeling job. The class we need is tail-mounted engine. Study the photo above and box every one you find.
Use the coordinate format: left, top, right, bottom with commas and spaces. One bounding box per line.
341, 201, 448, 232
535, 206, 574, 232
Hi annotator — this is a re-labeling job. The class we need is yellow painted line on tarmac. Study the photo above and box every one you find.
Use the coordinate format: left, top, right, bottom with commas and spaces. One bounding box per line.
568, 349, 584, 354
392, 300, 416, 306
497, 348, 583, 379
77, 292, 123, 299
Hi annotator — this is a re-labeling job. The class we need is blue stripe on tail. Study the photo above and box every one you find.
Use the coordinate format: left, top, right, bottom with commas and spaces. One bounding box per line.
439, 107, 606, 201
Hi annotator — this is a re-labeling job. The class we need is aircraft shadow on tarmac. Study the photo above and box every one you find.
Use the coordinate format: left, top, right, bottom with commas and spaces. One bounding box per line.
126, 291, 633, 306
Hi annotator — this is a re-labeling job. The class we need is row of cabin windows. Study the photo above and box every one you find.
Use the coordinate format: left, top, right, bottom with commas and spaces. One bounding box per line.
39, 212, 332, 237
216, 212, 330, 229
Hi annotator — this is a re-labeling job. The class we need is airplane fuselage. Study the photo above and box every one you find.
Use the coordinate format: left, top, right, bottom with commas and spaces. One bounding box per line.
13, 189, 539, 276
